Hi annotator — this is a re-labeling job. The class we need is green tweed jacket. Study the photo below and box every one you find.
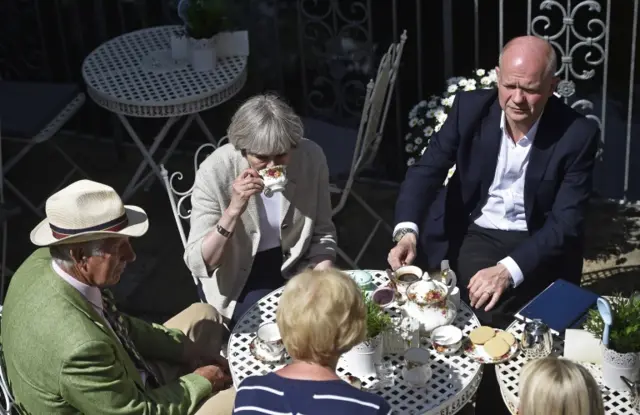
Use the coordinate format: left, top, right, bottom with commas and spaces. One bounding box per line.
1, 248, 212, 414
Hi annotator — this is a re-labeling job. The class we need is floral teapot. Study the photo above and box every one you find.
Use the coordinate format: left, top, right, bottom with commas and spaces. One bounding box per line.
392, 265, 458, 333
390, 265, 457, 306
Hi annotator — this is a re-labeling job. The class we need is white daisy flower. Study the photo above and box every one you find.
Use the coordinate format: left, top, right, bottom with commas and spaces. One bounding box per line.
446, 77, 459, 86
464, 84, 476, 91
447, 84, 458, 93
423, 126, 434, 137
480, 76, 492, 85
427, 99, 438, 108
405, 133, 412, 141
409, 118, 418, 127
418, 100, 427, 107
426, 109, 435, 119
407, 157, 416, 166
418, 119, 425, 126
476, 69, 486, 76
435, 124, 442, 132
458, 79, 468, 87
414, 137, 423, 145
405, 143, 414, 152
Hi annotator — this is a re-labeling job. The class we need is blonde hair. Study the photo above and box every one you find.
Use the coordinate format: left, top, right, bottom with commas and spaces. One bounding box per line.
227, 93, 303, 155
276, 268, 366, 366
519, 357, 604, 415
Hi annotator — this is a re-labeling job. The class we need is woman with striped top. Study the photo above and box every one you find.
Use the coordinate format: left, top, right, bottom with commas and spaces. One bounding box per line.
233, 269, 392, 414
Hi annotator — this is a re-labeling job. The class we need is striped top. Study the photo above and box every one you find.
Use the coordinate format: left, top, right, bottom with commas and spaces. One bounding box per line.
234, 372, 392, 415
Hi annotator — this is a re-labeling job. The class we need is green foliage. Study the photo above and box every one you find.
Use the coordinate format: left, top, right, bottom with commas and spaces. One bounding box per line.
184, 0, 229, 39
584, 294, 640, 354
364, 293, 392, 339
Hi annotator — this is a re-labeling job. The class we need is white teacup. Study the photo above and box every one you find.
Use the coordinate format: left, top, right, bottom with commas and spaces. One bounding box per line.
430, 325, 463, 355
393, 265, 425, 294
402, 347, 432, 386
258, 165, 288, 197
256, 322, 285, 358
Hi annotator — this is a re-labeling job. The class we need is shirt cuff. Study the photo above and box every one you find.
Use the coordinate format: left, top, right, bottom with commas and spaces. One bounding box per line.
393, 222, 419, 238
498, 257, 524, 288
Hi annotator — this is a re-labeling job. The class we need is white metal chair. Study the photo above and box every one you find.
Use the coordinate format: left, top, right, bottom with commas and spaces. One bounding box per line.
303, 31, 408, 268
160, 139, 229, 300
0, 81, 88, 218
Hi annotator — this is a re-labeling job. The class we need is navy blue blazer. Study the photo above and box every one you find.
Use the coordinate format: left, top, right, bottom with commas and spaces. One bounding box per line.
395, 89, 599, 283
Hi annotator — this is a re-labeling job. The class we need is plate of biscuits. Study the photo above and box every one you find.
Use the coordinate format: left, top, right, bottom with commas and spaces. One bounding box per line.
462, 326, 519, 364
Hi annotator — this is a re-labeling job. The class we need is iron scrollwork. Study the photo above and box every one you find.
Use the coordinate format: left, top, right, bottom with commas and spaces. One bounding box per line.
298, 0, 374, 121
531, 0, 608, 157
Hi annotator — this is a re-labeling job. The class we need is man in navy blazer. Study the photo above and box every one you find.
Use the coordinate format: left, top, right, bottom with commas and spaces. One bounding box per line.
389, 36, 598, 414
389, 36, 598, 326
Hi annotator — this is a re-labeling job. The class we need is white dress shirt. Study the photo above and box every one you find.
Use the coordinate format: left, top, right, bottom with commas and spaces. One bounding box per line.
395, 111, 541, 288
51, 261, 148, 385
257, 192, 282, 252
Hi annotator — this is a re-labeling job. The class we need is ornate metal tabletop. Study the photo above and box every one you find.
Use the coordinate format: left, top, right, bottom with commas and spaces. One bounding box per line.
496, 320, 637, 414
82, 25, 247, 117
228, 270, 483, 415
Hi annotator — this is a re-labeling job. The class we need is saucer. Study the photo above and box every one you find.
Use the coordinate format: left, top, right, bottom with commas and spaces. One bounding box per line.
249, 337, 287, 364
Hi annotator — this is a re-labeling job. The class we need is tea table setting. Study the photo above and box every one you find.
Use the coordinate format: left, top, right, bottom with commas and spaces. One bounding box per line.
229, 266, 501, 415
494, 284, 640, 414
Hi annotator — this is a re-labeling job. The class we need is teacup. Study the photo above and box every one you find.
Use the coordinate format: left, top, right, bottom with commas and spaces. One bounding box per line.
402, 347, 432, 386
430, 325, 463, 355
255, 322, 285, 359
392, 265, 425, 294
258, 165, 288, 197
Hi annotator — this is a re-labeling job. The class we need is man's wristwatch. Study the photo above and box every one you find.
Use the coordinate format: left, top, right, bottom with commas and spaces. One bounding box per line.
393, 228, 417, 243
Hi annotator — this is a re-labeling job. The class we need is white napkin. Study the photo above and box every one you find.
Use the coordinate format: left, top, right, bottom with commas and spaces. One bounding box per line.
563, 329, 602, 364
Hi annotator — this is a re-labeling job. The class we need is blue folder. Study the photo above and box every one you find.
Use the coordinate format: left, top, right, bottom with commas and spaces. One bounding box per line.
514, 279, 599, 335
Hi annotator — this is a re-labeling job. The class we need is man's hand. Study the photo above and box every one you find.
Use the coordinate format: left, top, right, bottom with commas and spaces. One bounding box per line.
183, 338, 230, 373
468, 264, 511, 312
387, 233, 417, 270
194, 365, 232, 391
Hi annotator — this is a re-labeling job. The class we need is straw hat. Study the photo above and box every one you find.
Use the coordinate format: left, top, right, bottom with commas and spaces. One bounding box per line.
30, 180, 149, 246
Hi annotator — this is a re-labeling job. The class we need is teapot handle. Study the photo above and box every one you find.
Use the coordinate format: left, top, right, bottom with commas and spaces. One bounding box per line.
443, 270, 458, 296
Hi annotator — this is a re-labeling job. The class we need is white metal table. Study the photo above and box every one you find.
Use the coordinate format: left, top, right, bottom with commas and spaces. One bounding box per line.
496, 320, 637, 414
82, 25, 247, 200
228, 270, 484, 415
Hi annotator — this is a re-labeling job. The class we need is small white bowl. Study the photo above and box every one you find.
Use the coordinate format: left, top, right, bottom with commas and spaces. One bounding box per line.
430, 325, 463, 355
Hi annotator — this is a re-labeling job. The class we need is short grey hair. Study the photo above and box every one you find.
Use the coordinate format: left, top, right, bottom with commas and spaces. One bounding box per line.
50, 239, 108, 270
227, 94, 303, 155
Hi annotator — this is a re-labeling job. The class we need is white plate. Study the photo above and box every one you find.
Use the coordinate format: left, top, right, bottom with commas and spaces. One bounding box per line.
462, 329, 519, 364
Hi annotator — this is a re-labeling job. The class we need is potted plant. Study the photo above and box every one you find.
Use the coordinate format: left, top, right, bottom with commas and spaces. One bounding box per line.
342, 292, 392, 377
584, 295, 640, 390
178, 0, 229, 71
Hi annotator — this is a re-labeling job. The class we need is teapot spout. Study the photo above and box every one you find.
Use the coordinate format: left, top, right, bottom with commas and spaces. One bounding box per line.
620, 376, 638, 397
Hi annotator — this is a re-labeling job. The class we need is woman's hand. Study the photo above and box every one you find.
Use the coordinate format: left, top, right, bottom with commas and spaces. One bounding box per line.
228, 168, 264, 217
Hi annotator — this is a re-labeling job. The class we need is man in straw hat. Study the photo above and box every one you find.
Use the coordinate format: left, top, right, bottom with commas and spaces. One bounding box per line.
2, 180, 235, 414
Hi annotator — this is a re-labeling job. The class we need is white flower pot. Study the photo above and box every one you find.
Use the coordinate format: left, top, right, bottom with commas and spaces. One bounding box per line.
602, 346, 640, 391
189, 37, 217, 72
342, 334, 383, 378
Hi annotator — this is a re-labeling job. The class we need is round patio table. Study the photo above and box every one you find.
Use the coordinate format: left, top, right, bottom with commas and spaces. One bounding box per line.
82, 25, 247, 200
496, 320, 637, 414
228, 270, 484, 414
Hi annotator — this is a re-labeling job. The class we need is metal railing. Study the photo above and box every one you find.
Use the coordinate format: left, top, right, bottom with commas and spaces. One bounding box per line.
0, 0, 638, 199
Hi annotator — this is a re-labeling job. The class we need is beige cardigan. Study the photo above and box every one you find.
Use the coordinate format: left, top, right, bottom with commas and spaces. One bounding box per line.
184, 139, 337, 318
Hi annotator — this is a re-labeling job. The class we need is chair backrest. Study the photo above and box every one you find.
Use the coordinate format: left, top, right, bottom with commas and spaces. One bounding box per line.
352, 30, 408, 175
160, 140, 227, 285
